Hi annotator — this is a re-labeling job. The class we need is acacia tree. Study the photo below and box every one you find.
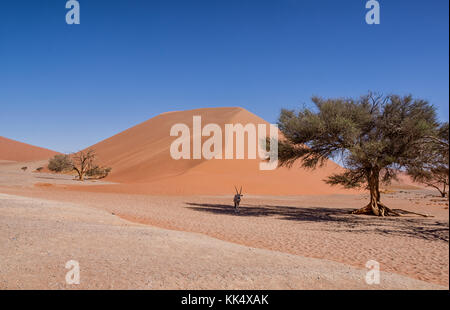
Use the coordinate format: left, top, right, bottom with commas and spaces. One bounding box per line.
407, 122, 449, 198
71, 149, 96, 181
277, 92, 440, 216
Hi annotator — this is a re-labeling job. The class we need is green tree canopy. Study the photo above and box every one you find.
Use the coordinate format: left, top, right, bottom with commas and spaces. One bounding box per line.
277, 92, 441, 216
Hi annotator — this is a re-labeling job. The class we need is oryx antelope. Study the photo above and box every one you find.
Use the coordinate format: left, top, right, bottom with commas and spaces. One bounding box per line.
233, 186, 243, 212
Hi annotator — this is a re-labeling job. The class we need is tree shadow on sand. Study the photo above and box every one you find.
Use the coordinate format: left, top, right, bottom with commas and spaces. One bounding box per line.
185, 202, 449, 243
35, 176, 71, 180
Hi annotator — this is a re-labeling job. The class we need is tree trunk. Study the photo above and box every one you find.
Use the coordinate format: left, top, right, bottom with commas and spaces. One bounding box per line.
73, 167, 84, 181
352, 169, 400, 216
441, 184, 447, 198
428, 184, 448, 198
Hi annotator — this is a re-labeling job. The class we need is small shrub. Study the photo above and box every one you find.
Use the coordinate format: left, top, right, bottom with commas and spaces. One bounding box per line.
86, 166, 112, 179
35, 167, 44, 172
48, 154, 73, 172
21, 166, 27, 172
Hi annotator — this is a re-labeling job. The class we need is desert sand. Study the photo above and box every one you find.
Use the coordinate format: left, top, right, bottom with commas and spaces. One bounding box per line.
0, 159, 448, 289
0, 108, 448, 289
0, 191, 444, 290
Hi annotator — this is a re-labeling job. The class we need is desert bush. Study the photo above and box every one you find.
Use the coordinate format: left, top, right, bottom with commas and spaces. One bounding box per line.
21, 166, 27, 172
48, 154, 73, 172
35, 167, 44, 172
86, 165, 112, 179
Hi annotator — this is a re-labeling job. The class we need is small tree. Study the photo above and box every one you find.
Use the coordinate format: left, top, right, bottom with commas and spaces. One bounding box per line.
408, 122, 449, 197
35, 167, 44, 172
71, 149, 96, 181
48, 154, 73, 172
276, 92, 440, 216
21, 166, 27, 172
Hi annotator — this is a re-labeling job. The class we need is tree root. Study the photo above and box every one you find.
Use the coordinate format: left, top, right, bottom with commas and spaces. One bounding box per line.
391, 209, 433, 218
351, 202, 432, 217
351, 203, 399, 216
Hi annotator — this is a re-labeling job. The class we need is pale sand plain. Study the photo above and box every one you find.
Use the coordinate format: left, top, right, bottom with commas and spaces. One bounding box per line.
0, 160, 448, 289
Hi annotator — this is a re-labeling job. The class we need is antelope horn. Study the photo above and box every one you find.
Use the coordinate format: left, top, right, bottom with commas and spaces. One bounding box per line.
234, 185, 239, 194
239, 186, 242, 195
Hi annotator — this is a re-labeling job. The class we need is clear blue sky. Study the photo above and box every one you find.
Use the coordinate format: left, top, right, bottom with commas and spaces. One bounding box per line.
1, 0, 448, 153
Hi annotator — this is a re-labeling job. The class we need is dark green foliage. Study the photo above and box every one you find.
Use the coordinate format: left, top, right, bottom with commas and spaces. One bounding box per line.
276, 92, 442, 215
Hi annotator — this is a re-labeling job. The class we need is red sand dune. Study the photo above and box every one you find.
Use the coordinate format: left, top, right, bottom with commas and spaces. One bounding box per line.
85, 107, 351, 195
0, 136, 58, 162
388, 172, 422, 190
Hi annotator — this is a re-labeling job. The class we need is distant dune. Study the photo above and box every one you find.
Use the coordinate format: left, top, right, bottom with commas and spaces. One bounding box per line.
0, 136, 58, 162
85, 107, 350, 195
